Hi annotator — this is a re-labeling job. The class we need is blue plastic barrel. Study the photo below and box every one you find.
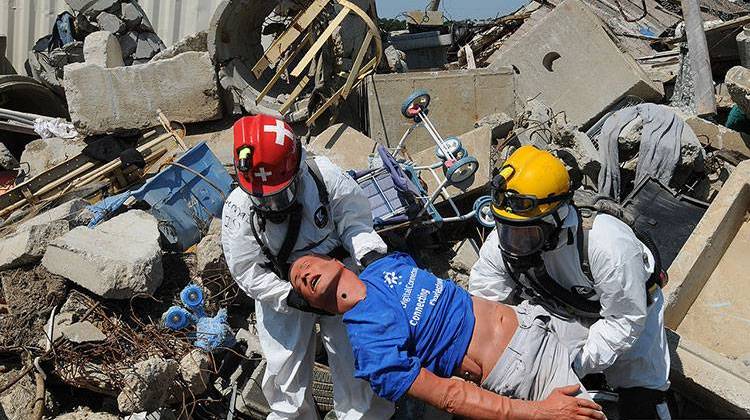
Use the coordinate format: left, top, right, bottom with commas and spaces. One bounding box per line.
131, 142, 233, 251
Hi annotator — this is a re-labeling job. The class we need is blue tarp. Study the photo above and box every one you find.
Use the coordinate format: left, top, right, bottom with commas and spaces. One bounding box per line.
86, 142, 233, 251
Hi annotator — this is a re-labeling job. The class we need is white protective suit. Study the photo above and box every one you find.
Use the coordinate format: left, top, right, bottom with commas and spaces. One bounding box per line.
469, 205, 670, 393
221, 154, 394, 420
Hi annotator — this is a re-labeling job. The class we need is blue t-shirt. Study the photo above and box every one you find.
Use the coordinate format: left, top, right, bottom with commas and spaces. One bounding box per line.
343, 252, 475, 401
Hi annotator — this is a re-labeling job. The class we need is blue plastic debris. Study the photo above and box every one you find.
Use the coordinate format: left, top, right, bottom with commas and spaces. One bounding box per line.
162, 283, 235, 352
85, 142, 233, 251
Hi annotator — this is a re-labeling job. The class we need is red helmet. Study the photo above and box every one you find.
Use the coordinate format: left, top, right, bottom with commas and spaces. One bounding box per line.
233, 114, 302, 213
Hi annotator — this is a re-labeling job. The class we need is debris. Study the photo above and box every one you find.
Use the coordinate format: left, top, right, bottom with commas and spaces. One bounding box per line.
83, 31, 125, 68
64, 52, 222, 135
367, 68, 515, 153
389, 31, 453, 70
55, 406, 120, 419
20, 137, 87, 179
117, 357, 179, 414
195, 218, 223, 276
42, 209, 164, 299
489, 0, 663, 128
0, 198, 88, 270
58, 320, 107, 344
308, 123, 378, 169
178, 349, 212, 396
0, 368, 37, 419
684, 115, 750, 158
151, 31, 208, 62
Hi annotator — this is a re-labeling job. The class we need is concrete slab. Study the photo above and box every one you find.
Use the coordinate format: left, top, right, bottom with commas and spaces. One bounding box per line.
366, 67, 516, 154
667, 330, 750, 418
662, 160, 750, 415
64, 51, 222, 135
489, 0, 663, 128
308, 123, 378, 170
684, 115, 750, 158
83, 31, 124, 68
665, 160, 750, 328
410, 120, 512, 203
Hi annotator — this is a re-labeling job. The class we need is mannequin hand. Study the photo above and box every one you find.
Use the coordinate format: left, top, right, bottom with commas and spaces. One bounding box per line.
533, 385, 605, 420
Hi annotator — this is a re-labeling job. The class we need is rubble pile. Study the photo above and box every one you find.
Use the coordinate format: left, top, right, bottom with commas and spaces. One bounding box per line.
0, 0, 749, 418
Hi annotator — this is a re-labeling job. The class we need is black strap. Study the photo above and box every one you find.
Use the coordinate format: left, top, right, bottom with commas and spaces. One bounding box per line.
249, 206, 303, 279
306, 158, 329, 208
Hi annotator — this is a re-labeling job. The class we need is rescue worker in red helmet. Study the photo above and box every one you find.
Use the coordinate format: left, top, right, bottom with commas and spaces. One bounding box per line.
221, 114, 393, 420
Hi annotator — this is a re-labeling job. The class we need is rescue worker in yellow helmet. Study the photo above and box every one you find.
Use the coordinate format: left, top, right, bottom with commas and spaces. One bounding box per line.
469, 145, 672, 420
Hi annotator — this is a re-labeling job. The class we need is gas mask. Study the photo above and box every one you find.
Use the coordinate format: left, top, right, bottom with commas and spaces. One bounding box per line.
496, 207, 567, 273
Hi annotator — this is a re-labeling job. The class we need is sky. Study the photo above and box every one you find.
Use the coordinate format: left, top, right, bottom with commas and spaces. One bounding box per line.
376, 0, 528, 20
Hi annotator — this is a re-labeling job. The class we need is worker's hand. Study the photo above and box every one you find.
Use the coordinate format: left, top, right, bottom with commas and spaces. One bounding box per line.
535, 384, 605, 420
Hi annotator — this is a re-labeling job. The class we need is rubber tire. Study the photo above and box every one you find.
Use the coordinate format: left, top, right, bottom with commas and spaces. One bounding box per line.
401, 89, 431, 119
445, 156, 479, 185
473, 195, 495, 228
313, 362, 335, 413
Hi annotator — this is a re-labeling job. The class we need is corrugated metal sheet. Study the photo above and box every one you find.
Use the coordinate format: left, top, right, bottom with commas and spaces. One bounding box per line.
0, 0, 224, 72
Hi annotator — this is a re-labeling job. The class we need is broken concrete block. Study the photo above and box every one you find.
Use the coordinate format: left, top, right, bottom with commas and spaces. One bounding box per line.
474, 113, 514, 140
59, 320, 106, 344
366, 68, 515, 153
120, 2, 144, 28
179, 349, 212, 396
684, 115, 750, 158
308, 124, 378, 170
20, 137, 87, 179
725, 66, 750, 120
412, 124, 499, 203
96, 11, 124, 34
0, 198, 88, 270
152, 31, 208, 62
42, 210, 164, 299
64, 52, 222, 135
133, 32, 164, 61
84, 31, 124, 68
55, 407, 120, 420
119, 31, 139, 57
0, 141, 18, 170
195, 218, 223, 275
117, 357, 179, 414
65, 0, 117, 14
489, 0, 663, 127
0, 368, 36, 419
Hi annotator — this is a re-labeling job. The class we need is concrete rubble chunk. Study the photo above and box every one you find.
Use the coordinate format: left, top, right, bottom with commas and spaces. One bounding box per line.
367, 68, 516, 153
20, 137, 87, 179
96, 11, 125, 34
83, 31, 125, 68
120, 2, 144, 27
0, 198, 88, 270
64, 52, 222, 135
65, 0, 118, 14
489, 0, 663, 127
308, 124, 378, 170
59, 320, 107, 344
684, 114, 750, 158
195, 218, 223, 275
0, 368, 36, 419
117, 356, 179, 414
133, 32, 165, 62
152, 31, 208, 62
179, 349, 212, 396
725, 66, 750, 119
55, 406, 120, 419
42, 210, 164, 299
0, 141, 18, 170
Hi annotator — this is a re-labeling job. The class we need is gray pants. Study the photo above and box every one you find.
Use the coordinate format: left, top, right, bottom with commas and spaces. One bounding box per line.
481, 301, 591, 401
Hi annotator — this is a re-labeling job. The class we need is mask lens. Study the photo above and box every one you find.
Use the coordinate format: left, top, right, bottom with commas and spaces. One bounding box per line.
250, 178, 298, 213
497, 223, 545, 256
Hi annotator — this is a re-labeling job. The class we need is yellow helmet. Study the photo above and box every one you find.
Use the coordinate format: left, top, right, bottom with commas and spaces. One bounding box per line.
491, 146, 571, 223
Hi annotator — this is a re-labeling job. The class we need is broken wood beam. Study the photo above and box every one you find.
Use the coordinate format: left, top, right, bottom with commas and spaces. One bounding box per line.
290, 7, 351, 78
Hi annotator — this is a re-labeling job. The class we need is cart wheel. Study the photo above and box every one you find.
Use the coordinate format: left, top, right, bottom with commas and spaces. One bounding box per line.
473, 195, 495, 228
435, 136, 466, 160
163, 306, 191, 330
181, 284, 205, 309
401, 89, 431, 119
445, 156, 479, 184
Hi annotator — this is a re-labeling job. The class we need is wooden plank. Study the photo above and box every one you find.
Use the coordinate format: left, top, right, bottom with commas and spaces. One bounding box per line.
251, 0, 331, 79
290, 7, 350, 78
680, 0, 716, 116
256, 33, 312, 105
306, 58, 377, 126
341, 32, 373, 100
279, 74, 311, 115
